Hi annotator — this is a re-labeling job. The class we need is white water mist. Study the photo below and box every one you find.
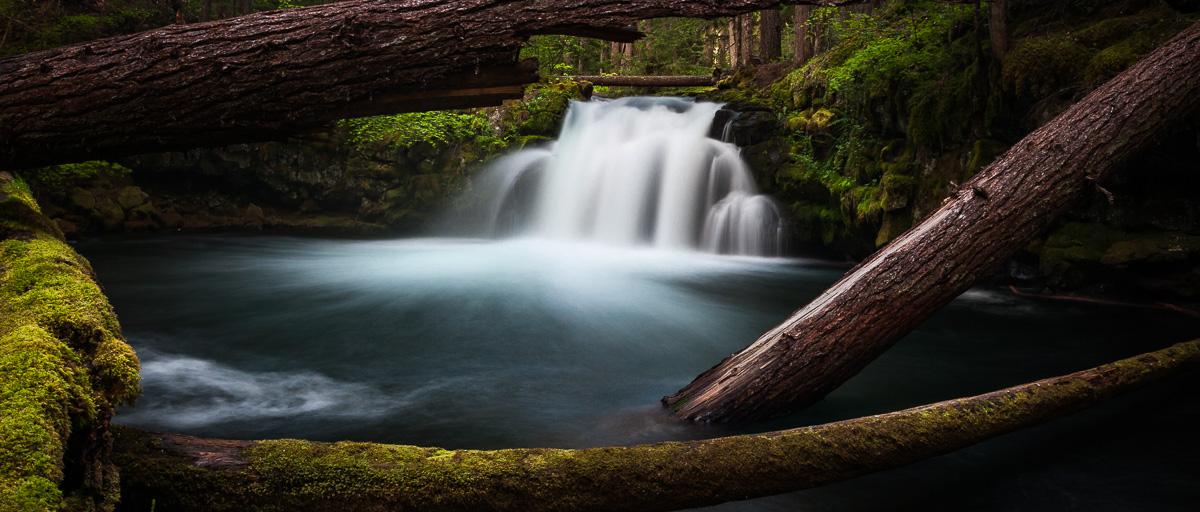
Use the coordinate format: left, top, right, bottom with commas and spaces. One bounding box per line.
459, 97, 785, 256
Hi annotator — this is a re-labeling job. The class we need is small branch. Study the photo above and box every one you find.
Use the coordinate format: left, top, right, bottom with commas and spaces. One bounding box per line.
1007, 285, 1200, 319
571, 75, 716, 87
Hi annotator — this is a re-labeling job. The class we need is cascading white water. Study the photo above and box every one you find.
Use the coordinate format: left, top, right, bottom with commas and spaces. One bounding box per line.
461, 97, 785, 256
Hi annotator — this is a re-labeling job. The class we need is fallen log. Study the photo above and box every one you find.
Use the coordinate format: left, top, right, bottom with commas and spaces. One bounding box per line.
665, 20, 1200, 423
572, 75, 716, 87
0, 0, 868, 169
113, 339, 1200, 512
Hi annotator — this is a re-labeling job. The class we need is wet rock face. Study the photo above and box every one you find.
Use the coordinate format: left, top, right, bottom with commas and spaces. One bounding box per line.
109, 133, 485, 236
709, 103, 780, 147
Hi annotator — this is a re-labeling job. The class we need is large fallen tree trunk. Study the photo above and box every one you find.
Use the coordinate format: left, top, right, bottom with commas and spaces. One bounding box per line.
114, 339, 1199, 511
573, 75, 716, 87
664, 20, 1200, 423
0, 0, 866, 169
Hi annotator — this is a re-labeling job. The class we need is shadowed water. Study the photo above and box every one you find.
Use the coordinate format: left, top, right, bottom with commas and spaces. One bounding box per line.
78, 234, 1200, 510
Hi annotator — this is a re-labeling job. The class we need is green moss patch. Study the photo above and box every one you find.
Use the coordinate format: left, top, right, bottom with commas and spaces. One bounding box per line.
0, 174, 139, 511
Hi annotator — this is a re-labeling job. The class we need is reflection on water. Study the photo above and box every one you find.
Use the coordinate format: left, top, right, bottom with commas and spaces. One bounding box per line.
78, 234, 1199, 511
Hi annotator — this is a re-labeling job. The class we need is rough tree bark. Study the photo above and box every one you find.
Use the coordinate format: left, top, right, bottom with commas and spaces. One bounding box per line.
739, 13, 756, 65
113, 339, 1200, 512
665, 21, 1200, 423
0, 0, 866, 170
728, 18, 742, 68
990, 0, 1008, 59
572, 75, 715, 87
793, 5, 814, 64
760, 9, 782, 62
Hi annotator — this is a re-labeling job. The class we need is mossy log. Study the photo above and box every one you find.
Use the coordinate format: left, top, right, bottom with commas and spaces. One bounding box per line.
0, 172, 140, 511
665, 20, 1200, 423
114, 339, 1200, 512
572, 75, 716, 87
0, 0, 871, 169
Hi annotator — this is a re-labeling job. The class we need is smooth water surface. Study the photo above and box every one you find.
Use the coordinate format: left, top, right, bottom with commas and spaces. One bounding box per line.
79, 234, 1199, 511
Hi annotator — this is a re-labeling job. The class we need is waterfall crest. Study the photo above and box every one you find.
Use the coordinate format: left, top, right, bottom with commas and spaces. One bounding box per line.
458, 97, 785, 256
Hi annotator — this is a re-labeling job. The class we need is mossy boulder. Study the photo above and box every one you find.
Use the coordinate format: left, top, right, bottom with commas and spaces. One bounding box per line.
880, 173, 915, 212
91, 197, 126, 230
785, 108, 836, 134
67, 188, 95, 211
1038, 221, 1200, 296
116, 186, 148, 210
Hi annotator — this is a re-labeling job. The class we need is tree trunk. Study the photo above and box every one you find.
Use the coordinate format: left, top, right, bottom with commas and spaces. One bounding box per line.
990, 0, 1008, 60
664, 21, 1200, 423
739, 13, 756, 65
0, 0, 869, 170
793, 5, 814, 64
760, 9, 782, 62
572, 75, 716, 87
113, 339, 1200, 512
728, 18, 741, 68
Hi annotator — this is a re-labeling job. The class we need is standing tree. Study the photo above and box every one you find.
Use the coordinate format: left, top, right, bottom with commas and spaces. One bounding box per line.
728, 17, 743, 68
990, 0, 1009, 59
760, 9, 783, 62
739, 13, 756, 64
793, 5, 815, 64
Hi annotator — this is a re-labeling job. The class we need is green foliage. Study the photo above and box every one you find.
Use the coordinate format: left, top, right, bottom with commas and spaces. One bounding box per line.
22, 161, 132, 192
339, 111, 496, 151
521, 35, 608, 76
628, 18, 716, 75
520, 18, 717, 78
498, 78, 588, 137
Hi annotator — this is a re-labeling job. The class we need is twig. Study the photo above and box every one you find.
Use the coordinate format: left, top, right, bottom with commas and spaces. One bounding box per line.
1008, 285, 1200, 319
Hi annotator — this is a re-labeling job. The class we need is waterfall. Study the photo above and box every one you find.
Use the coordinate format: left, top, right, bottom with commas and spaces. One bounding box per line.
459, 97, 785, 257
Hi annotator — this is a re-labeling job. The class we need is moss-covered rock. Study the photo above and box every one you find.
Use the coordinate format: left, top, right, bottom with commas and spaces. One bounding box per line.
498, 79, 590, 137
116, 186, 147, 210
1002, 34, 1094, 98
880, 173, 915, 212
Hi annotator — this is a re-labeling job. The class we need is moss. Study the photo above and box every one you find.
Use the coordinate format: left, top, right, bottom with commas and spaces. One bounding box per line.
880, 173, 915, 212
790, 203, 843, 245
1101, 233, 1200, 265
1039, 222, 1122, 272
1074, 2, 1184, 48
1002, 34, 1094, 98
875, 211, 914, 247
23, 161, 132, 192
116, 186, 147, 210
1083, 15, 1193, 86
339, 111, 495, 151
966, 139, 1009, 176
785, 108, 838, 134
0, 174, 139, 511
499, 79, 589, 137
848, 185, 883, 225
